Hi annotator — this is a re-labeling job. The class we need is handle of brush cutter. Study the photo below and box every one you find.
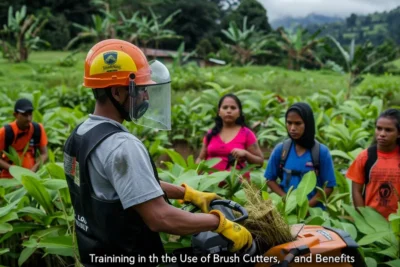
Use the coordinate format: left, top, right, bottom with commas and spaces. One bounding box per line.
210, 199, 248, 223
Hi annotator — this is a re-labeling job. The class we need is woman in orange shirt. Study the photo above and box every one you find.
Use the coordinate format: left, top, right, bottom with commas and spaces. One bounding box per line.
347, 108, 400, 219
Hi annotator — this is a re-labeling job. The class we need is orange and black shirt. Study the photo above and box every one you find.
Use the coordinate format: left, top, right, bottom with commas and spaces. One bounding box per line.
347, 146, 400, 219
0, 121, 48, 178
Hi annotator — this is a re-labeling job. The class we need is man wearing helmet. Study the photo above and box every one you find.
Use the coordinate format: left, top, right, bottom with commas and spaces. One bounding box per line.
63, 39, 252, 266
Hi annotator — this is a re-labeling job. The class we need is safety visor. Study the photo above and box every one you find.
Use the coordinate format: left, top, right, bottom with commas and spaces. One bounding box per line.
129, 60, 171, 130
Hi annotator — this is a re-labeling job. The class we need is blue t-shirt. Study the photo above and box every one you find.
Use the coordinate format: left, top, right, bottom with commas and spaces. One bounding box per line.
264, 142, 336, 201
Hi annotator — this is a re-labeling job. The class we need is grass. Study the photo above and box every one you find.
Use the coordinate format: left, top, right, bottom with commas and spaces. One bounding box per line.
1, 51, 399, 104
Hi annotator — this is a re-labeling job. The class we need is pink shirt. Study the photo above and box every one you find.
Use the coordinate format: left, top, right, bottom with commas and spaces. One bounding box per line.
204, 127, 257, 174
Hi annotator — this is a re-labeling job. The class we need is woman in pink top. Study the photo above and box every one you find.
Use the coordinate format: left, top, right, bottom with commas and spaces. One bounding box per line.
196, 94, 264, 181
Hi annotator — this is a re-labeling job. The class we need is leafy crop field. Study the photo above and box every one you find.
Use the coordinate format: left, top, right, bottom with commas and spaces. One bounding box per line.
0, 52, 399, 266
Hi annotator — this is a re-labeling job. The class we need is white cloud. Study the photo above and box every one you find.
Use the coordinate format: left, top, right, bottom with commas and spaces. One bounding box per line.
259, 0, 400, 21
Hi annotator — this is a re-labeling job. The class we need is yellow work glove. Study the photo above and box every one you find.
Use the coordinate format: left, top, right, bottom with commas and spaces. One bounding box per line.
181, 183, 221, 213
209, 210, 253, 253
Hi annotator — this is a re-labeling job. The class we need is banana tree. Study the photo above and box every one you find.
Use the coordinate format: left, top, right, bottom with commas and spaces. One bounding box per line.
65, 14, 115, 50
221, 16, 273, 65
122, 8, 182, 54
1, 5, 48, 62
328, 36, 388, 99
279, 28, 323, 70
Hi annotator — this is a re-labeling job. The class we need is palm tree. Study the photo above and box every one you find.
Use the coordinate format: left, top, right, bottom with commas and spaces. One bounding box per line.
279, 28, 323, 70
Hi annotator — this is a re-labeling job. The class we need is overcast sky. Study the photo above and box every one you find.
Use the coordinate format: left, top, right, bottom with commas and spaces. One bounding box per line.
259, 0, 400, 21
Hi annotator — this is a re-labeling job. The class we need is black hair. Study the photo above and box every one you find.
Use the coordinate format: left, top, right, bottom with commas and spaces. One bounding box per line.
374, 108, 400, 146
285, 102, 316, 149
205, 93, 247, 145
92, 88, 109, 104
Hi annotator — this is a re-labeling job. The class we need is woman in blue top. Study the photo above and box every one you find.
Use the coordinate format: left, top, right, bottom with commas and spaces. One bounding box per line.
264, 102, 336, 207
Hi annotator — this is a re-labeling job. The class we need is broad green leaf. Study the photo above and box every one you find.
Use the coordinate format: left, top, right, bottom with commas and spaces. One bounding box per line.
18, 247, 36, 267
38, 235, 73, 249
5, 186, 27, 202
358, 207, 390, 232
22, 239, 38, 248
357, 231, 392, 246
174, 170, 205, 188
42, 179, 68, 191
328, 192, 350, 204
0, 222, 42, 243
0, 178, 21, 188
342, 204, 375, 234
304, 215, 324, 225
268, 192, 283, 206
382, 259, 400, 267
164, 149, 187, 167
341, 222, 358, 241
287, 214, 298, 225
298, 201, 309, 221
377, 246, 399, 259
31, 225, 67, 239
21, 175, 54, 215
44, 247, 75, 257
0, 198, 20, 217
316, 187, 327, 203
0, 223, 12, 234
204, 158, 222, 168
388, 213, 400, 222
296, 171, 316, 206
309, 207, 323, 216
18, 207, 46, 218
330, 150, 353, 161
285, 190, 297, 214
365, 257, 377, 267
9, 166, 40, 181
0, 211, 18, 223
0, 248, 9, 255
45, 163, 66, 180
232, 189, 247, 205
198, 172, 230, 191
43, 211, 73, 225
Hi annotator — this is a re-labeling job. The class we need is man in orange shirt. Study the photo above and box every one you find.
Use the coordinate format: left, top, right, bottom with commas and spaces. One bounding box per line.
347, 108, 400, 219
0, 98, 48, 178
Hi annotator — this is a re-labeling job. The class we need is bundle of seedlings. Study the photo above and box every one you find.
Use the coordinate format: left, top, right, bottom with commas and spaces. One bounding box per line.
241, 183, 295, 254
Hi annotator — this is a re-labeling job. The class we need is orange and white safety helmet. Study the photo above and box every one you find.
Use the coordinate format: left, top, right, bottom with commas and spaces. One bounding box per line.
84, 39, 171, 130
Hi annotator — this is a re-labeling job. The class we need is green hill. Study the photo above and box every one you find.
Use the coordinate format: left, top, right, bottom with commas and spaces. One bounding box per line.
306, 6, 400, 45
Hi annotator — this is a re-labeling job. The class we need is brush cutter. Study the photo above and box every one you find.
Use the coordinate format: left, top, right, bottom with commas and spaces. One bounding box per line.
171, 199, 366, 267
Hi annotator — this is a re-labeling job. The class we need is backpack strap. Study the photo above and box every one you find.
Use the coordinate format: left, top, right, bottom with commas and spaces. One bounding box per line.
31, 122, 41, 147
4, 124, 15, 153
363, 145, 378, 198
279, 139, 321, 188
278, 139, 292, 179
310, 140, 320, 176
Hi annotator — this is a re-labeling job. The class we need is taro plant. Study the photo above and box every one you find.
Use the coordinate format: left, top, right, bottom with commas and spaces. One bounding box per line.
0, 164, 77, 266
342, 204, 400, 266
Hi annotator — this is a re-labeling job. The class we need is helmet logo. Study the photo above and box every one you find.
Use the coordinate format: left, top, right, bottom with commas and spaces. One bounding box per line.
103, 51, 118, 65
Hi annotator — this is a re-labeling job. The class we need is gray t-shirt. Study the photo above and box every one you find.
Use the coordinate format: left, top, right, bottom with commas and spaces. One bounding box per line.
77, 115, 164, 209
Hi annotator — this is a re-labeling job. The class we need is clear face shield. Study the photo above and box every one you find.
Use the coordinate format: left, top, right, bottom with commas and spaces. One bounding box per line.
128, 60, 171, 130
